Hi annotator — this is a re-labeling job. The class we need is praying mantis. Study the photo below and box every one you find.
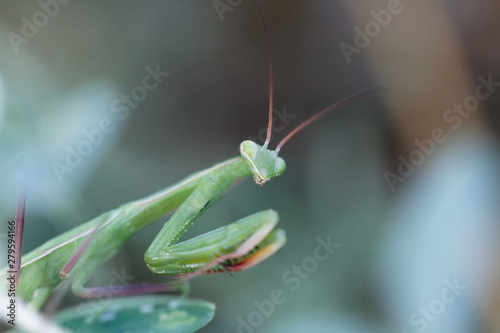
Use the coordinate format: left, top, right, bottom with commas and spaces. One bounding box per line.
1, 1, 382, 331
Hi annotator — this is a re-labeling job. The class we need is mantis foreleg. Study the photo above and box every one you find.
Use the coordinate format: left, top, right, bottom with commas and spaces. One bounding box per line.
61, 157, 283, 298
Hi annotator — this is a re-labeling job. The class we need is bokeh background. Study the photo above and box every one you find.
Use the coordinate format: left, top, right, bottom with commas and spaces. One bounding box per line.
1, 0, 500, 332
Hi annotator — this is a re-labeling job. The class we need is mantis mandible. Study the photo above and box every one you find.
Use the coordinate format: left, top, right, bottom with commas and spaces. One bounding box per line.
2, 1, 382, 312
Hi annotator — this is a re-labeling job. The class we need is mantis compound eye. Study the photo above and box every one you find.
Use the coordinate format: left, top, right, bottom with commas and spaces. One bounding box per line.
274, 157, 286, 176
240, 140, 259, 160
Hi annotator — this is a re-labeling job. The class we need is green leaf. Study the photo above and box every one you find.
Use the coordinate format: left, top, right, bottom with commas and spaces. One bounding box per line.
52, 295, 215, 333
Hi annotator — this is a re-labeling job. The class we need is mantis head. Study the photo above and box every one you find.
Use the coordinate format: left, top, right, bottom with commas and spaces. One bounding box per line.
240, 140, 286, 186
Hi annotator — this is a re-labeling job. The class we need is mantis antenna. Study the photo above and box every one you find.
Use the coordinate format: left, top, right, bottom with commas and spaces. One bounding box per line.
252, 0, 384, 152
252, 0, 274, 148
275, 85, 385, 152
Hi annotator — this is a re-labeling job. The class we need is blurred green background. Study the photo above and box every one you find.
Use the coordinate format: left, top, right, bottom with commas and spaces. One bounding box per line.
1, 1, 500, 332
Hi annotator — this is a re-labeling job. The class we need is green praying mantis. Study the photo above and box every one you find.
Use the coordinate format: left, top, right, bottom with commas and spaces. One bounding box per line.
1, 0, 382, 320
